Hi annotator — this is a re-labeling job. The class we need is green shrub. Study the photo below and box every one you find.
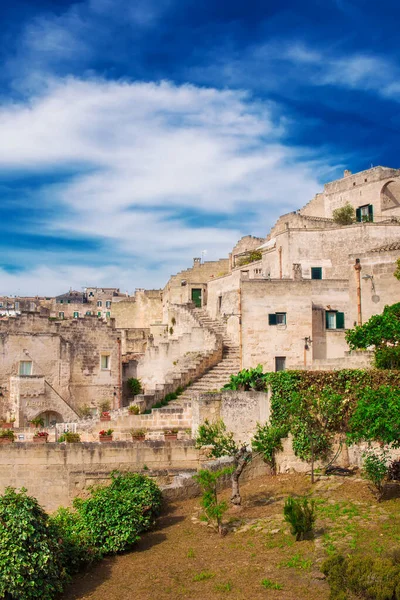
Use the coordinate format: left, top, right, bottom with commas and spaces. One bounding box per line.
72, 471, 162, 554
128, 404, 140, 415
195, 419, 237, 458
252, 422, 286, 470
49, 506, 98, 574
127, 378, 143, 396
223, 364, 267, 391
332, 202, 355, 225
283, 496, 316, 541
0, 429, 15, 440
362, 449, 389, 500
322, 553, 400, 600
0, 487, 66, 600
58, 432, 81, 443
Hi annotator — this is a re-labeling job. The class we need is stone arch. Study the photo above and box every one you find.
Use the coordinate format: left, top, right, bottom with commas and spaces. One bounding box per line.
35, 410, 64, 427
380, 180, 400, 212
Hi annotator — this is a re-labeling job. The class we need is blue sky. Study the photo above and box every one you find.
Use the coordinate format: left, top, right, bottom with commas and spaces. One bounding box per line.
1, 0, 400, 295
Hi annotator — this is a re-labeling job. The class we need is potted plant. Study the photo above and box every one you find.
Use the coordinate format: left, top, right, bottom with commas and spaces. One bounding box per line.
131, 428, 146, 441
164, 429, 178, 441
0, 417, 15, 429
100, 411, 111, 422
99, 429, 114, 442
128, 405, 140, 415
30, 417, 44, 428
0, 429, 15, 444
33, 431, 49, 443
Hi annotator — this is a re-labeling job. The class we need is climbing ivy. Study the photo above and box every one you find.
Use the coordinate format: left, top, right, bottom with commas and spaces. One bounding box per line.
226, 369, 400, 475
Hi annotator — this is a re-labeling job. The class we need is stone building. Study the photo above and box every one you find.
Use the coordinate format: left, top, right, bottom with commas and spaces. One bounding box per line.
206, 166, 400, 372
0, 314, 121, 426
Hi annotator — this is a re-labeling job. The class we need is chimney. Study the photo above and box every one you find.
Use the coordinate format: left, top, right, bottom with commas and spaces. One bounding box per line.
344, 169, 352, 177
193, 258, 201, 267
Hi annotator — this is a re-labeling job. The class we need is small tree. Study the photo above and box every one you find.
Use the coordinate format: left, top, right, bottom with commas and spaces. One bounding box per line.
194, 468, 232, 534
195, 419, 251, 505
251, 422, 286, 473
332, 202, 355, 225
345, 303, 400, 369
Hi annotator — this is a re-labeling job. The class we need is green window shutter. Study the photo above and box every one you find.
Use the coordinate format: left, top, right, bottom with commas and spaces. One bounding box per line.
311, 267, 322, 280
268, 313, 277, 326
336, 312, 345, 329
368, 204, 374, 222
356, 207, 361, 222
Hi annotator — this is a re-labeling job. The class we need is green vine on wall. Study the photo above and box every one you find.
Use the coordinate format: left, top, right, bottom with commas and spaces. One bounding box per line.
225, 368, 400, 478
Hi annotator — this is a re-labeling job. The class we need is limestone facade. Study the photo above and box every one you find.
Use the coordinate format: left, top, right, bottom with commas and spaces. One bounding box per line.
0, 314, 121, 426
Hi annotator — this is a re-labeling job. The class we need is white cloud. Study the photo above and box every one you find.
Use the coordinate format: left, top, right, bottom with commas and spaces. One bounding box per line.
0, 78, 330, 295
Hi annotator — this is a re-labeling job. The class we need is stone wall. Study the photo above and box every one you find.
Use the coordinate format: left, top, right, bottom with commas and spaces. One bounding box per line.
192, 391, 270, 443
111, 289, 163, 329
0, 441, 200, 511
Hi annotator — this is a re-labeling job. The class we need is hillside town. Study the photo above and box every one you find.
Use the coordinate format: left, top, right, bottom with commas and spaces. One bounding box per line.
0, 165, 399, 430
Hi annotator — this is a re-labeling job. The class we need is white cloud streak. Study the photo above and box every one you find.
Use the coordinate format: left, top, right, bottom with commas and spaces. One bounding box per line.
0, 78, 329, 295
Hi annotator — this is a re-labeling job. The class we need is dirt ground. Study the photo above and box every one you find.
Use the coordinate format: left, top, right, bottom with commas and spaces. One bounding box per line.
62, 473, 400, 600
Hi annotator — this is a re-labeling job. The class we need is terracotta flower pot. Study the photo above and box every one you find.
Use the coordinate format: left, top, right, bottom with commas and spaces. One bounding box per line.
1, 423, 13, 429
99, 435, 113, 442
131, 435, 145, 442
164, 434, 178, 441
0, 438, 13, 444
33, 435, 49, 443
100, 416, 111, 422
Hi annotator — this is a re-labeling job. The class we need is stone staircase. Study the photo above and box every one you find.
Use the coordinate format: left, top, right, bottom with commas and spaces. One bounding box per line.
176, 308, 240, 403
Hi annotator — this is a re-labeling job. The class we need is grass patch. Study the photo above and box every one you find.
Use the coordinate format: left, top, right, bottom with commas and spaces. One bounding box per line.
193, 571, 215, 582
279, 552, 312, 570
261, 578, 283, 590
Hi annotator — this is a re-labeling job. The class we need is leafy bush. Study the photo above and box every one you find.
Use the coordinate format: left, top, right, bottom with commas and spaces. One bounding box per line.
223, 364, 267, 391
128, 404, 140, 414
0, 487, 66, 600
58, 432, 81, 443
322, 553, 400, 600
72, 471, 162, 554
251, 422, 286, 470
127, 378, 143, 396
332, 202, 355, 225
236, 250, 262, 266
195, 419, 237, 457
30, 417, 44, 427
362, 449, 389, 500
347, 386, 400, 448
49, 506, 98, 574
283, 496, 316, 541
0, 429, 15, 440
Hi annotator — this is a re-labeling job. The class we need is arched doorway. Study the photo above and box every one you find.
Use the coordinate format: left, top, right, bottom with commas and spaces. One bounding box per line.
381, 180, 400, 213
36, 411, 64, 427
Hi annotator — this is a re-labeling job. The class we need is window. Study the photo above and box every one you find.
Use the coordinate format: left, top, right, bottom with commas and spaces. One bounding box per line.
15, 302, 19, 310
101, 354, 110, 370
356, 204, 373, 222
275, 357, 286, 372
269, 312, 286, 325
19, 361, 32, 376
67, 299, 71, 304
30, 302, 35, 311
311, 267, 322, 280
326, 311, 345, 330
86, 311, 92, 316
217, 296, 222, 313
58, 312, 64, 319
97, 311, 102, 317
97, 301, 102, 307
106, 301, 111, 308
73, 312, 79, 318
106, 312, 111, 319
